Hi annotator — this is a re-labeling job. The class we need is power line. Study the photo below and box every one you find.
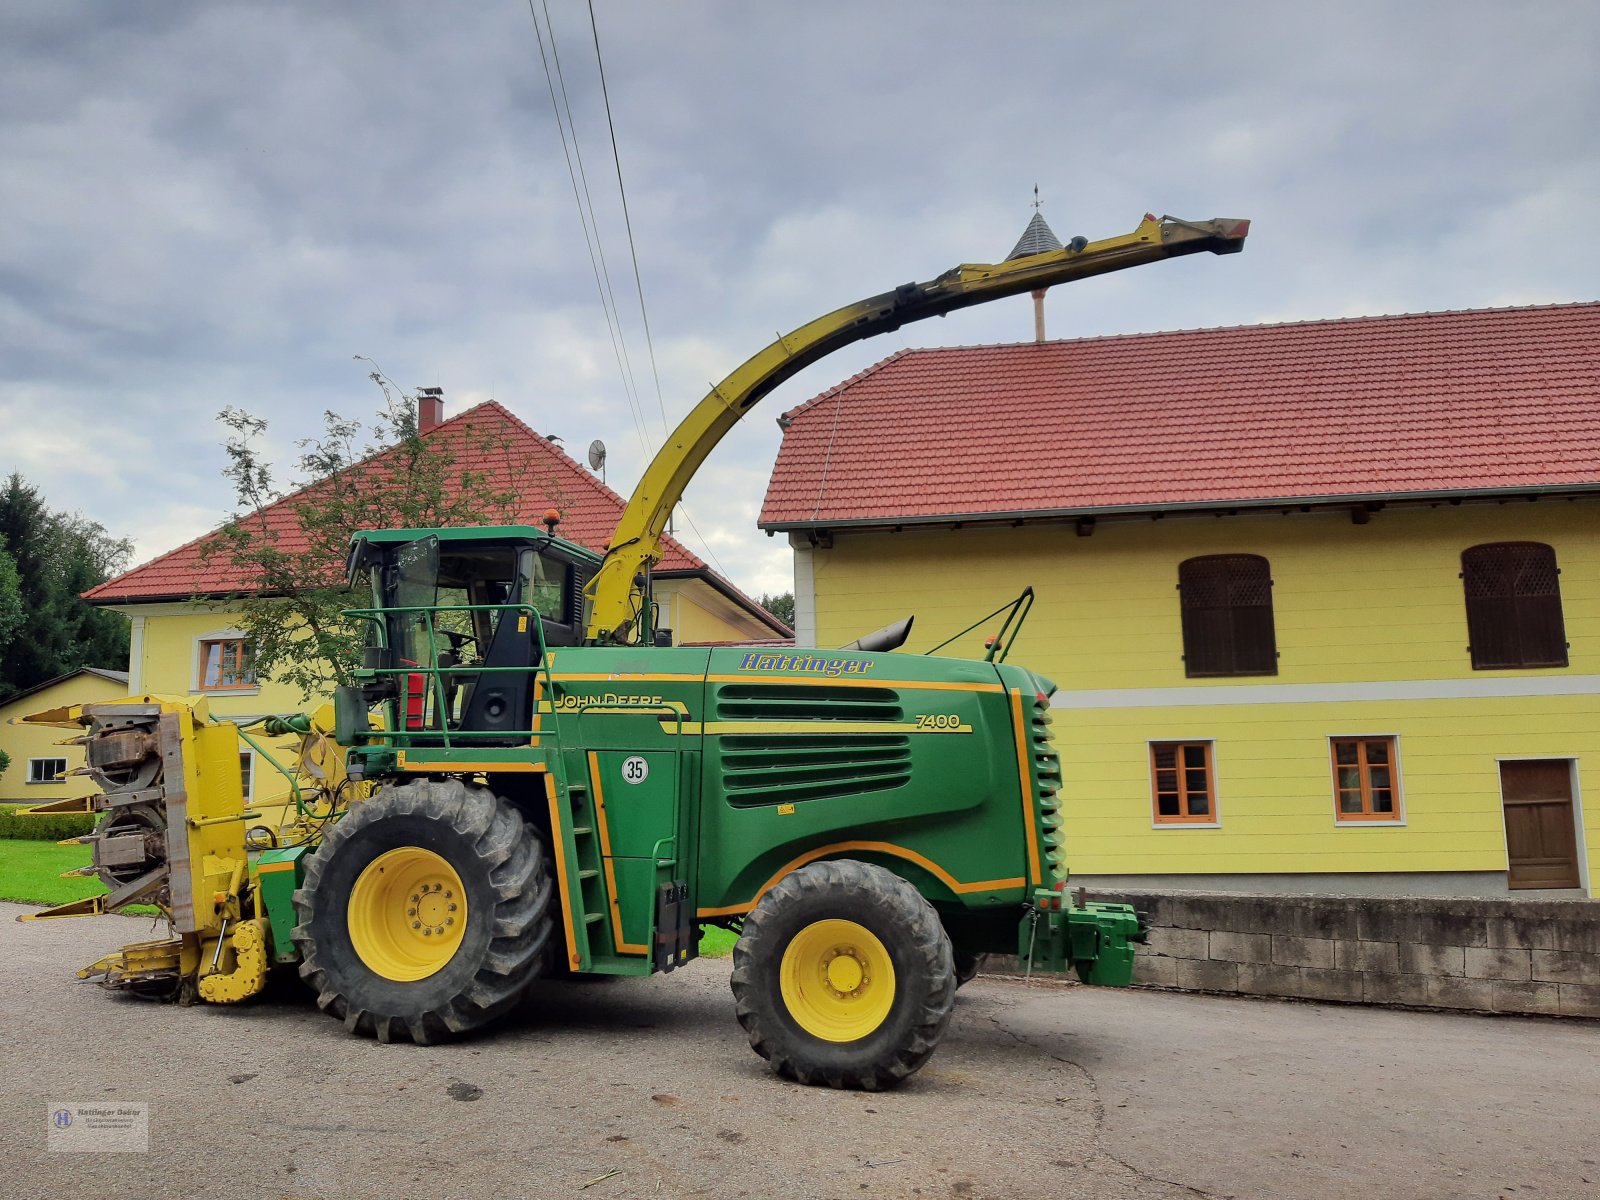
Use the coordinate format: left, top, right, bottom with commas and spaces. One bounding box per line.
523, 0, 652, 458
587, 0, 669, 440
542, 0, 651, 443
576, 3, 731, 583
529, 2, 733, 584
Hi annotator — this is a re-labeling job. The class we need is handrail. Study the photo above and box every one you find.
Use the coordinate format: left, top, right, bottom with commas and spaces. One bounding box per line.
345, 601, 549, 747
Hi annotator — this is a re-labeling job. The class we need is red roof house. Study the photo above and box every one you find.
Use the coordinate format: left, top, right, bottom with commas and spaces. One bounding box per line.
91, 400, 788, 638
760, 302, 1600, 531
758, 302, 1600, 909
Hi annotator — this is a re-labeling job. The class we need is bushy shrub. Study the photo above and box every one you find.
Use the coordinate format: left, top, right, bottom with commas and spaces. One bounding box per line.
0, 804, 95, 841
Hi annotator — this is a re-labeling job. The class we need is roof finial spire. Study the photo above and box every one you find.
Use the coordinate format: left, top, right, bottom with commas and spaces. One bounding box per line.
1008, 187, 1063, 343
1006, 195, 1062, 261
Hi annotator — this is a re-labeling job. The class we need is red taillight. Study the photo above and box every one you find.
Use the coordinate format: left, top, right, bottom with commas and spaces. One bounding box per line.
405, 671, 425, 730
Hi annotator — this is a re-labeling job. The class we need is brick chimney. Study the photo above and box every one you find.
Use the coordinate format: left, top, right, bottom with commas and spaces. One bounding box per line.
417, 387, 444, 433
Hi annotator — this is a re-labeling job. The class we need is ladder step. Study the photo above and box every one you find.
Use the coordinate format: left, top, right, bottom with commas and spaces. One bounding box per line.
571, 826, 593, 836
583, 912, 606, 925
577, 868, 600, 880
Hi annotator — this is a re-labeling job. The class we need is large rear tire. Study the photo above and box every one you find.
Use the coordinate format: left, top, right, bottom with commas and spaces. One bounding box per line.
730, 860, 955, 1090
291, 778, 552, 1044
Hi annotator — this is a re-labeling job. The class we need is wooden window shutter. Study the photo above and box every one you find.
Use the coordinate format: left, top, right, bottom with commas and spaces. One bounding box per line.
1178, 555, 1277, 677
1462, 542, 1568, 670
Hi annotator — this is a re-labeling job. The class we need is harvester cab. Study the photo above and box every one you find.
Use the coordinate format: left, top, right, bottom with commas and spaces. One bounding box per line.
339, 526, 601, 750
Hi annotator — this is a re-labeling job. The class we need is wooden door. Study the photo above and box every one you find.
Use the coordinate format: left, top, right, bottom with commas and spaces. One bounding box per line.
1499, 760, 1581, 889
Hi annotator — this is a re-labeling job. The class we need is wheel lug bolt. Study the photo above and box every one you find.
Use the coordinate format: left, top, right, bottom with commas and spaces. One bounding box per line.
411, 894, 420, 903
447, 903, 457, 912
444, 891, 452, 899
423, 928, 432, 936
407, 908, 416, 917
445, 917, 454, 926
412, 921, 421, 929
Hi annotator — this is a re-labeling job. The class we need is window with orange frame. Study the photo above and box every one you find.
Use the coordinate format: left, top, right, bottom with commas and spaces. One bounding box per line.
1150, 741, 1217, 824
1331, 737, 1402, 822
199, 638, 256, 691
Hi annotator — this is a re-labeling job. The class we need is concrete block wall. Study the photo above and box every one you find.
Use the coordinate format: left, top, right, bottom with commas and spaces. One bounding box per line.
1104, 891, 1600, 1019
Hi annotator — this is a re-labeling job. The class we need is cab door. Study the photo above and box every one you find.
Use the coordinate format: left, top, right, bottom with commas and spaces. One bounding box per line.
541, 646, 709, 964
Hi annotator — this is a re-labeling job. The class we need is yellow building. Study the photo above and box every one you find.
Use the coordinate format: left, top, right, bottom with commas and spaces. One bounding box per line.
85, 398, 788, 788
760, 303, 1600, 898
0, 668, 129, 803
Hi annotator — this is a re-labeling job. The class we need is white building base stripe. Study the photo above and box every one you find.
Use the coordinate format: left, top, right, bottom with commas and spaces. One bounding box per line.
1050, 674, 1600, 710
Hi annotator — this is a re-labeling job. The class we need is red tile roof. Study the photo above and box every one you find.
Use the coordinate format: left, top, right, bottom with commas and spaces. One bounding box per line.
88, 401, 708, 603
759, 302, 1600, 528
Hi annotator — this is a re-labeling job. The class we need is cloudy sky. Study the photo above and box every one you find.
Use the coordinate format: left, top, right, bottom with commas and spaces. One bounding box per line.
3, 2, 1596, 599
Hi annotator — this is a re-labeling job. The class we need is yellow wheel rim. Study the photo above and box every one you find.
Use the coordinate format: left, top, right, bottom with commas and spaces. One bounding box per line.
347, 847, 467, 982
779, 919, 896, 1042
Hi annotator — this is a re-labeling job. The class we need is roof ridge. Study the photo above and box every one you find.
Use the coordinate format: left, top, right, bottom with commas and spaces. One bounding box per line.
88, 394, 713, 599
87, 399, 514, 599
878, 298, 1600, 357
760, 299, 1600, 528
485, 400, 705, 568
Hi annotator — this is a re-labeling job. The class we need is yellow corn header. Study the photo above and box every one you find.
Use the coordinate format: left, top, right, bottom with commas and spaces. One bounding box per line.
13, 696, 354, 1003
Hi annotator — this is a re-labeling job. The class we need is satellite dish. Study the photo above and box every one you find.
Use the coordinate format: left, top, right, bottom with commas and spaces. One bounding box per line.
587, 439, 607, 483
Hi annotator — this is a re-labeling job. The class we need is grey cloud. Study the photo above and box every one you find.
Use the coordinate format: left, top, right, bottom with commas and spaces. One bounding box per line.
1, 1, 1595, 596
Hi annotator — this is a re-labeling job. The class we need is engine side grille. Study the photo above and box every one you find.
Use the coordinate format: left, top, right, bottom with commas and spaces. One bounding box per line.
714, 683, 903, 722
719, 733, 912, 807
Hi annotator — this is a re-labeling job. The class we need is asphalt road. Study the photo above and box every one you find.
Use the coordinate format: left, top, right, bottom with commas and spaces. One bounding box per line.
2, 902, 1596, 1200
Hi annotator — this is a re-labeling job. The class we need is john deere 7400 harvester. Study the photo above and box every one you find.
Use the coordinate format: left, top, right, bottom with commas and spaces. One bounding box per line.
21, 214, 1248, 1089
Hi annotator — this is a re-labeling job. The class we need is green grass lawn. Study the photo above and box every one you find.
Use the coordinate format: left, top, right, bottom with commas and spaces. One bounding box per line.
1, 837, 742, 958
698, 925, 737, 959
0, 839, 106, 906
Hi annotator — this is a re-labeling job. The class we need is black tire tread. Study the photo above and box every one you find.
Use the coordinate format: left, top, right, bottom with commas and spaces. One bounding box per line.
729, 859, 955, 1091
291, 778, 553, 1045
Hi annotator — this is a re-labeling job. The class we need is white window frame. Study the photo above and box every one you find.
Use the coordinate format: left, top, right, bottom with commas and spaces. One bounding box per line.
27, 757, 68, 784
238, 749, 256, 803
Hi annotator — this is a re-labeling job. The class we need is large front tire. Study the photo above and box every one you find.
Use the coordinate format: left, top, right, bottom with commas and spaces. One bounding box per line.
730, 860, 955, 1090
291, 778, 552, 1044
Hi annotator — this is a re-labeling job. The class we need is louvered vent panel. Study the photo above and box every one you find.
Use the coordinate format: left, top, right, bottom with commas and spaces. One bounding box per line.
715, 684, 903, 722
715, 685, 909, 806
720, 733, 912, 807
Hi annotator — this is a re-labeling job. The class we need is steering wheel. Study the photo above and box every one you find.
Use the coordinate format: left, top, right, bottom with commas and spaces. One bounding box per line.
441, 629, 481, 662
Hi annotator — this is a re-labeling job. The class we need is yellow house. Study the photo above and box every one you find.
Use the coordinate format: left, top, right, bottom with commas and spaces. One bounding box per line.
0, 668, 129, 803
760, 302, 1600, 899
85, 398, 788, 793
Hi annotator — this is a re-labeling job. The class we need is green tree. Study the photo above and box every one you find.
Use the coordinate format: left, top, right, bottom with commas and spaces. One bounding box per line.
0, 537, 23, 667
759, 591, 795, 628
0, 475, 131, 700
210, 370, 562, 702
